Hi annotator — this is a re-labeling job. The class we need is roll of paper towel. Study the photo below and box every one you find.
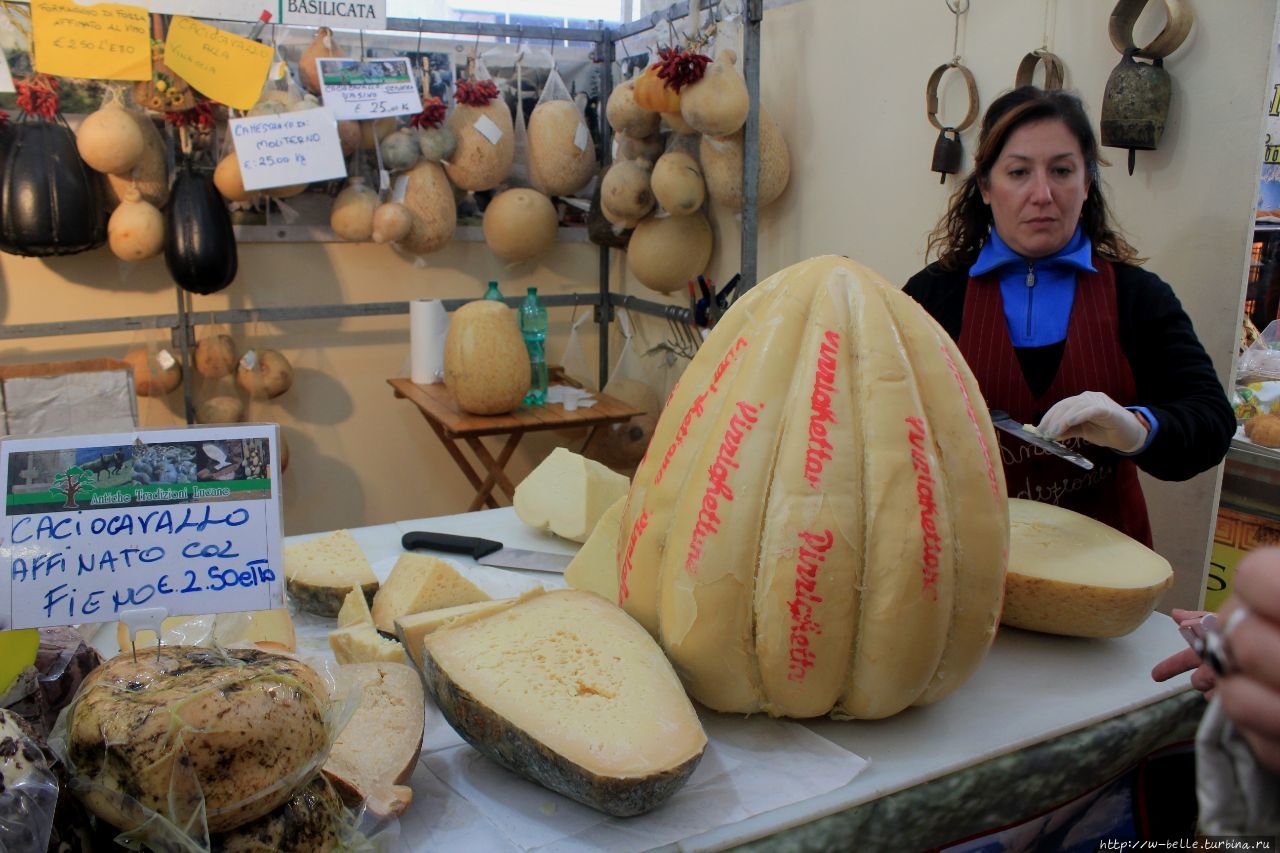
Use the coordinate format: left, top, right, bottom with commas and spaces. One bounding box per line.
410, 299, 449, 384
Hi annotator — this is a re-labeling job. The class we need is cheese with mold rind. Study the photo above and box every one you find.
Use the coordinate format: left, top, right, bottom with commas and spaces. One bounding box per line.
285, 530, 378, 617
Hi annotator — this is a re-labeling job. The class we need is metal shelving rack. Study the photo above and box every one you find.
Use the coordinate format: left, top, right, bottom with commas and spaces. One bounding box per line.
0, 1, 766, 423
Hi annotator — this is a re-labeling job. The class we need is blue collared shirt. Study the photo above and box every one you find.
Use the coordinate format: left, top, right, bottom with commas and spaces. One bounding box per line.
968, 226, 1157, 455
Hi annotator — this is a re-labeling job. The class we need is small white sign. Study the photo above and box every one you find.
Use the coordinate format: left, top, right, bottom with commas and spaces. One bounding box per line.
229, 106, 347, 192
317, 57, 422, 121
573, 120, 589, 152
474, 113, 503, 146
0, 53, 15, 95
0, 425, 284, 630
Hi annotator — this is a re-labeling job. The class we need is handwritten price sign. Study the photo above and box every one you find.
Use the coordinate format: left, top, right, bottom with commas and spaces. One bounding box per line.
164, 16, 272, 111
0, 425, 284, 629
31, 0, 150, 81
229, 107, 347, 192
317, 57, 423, 121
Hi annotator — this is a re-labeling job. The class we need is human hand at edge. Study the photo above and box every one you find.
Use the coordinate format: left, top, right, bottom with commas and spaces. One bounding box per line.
1215, 549, 1280, 773
1036, 391, 1148, 453
1151, 608, 1218, 696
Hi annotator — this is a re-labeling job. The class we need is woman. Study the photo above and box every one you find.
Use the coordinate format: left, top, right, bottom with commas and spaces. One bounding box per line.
905, 86, 1234, 546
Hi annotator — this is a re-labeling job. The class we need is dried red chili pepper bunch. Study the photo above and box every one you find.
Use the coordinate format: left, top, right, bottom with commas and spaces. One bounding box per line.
654, 46, 710, 92
164, 96, 217, 132
16, 74, 60, 120
409, 96, 448, 129
455, 79, 499, 107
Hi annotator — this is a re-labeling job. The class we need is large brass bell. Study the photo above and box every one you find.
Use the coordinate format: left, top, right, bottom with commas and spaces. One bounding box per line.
932, 128, 963, 183
1101, 0, 1194, 174
1100, 49, 1171, 175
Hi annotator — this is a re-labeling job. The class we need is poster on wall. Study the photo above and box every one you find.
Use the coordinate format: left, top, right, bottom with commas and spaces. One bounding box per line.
1258, 12, 1280, 221
6, 1, 386, 30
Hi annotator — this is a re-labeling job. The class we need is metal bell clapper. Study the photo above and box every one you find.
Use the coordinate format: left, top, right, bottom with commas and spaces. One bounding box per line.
1101, 48, 1173, 175
932, 128, 963, 183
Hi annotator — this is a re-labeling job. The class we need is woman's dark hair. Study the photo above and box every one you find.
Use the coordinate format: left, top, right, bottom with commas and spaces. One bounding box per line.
926, 86, 1139, 270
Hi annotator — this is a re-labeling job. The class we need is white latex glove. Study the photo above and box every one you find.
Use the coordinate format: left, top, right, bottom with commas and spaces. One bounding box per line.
1036, 391, 1148, 453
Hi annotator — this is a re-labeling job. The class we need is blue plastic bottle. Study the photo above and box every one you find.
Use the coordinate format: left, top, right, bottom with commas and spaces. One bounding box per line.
519, 287, 548, 406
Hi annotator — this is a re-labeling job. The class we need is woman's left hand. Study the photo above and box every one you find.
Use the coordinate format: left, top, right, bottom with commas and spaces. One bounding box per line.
1037, 391, 1149, 452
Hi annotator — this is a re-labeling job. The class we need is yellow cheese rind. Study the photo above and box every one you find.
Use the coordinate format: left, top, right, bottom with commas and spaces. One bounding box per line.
285, 530, 379, 617
337, 586, 375, 628
422, 589, 705, 816
328, 625, 407, 665
514, 447, 631, 543
370, 554, 489, 634
563, 495, 627, 604
1004, 499, 1172, 638
115, 609, 296, 652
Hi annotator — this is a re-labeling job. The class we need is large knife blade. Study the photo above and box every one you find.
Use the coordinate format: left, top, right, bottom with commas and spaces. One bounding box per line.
401, 531, 573, 574
989, 409, 1094, 471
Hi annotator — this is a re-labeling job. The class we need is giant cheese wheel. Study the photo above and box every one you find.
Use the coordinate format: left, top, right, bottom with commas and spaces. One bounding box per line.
613, 255, 1009, 719
444, 300, 530, 415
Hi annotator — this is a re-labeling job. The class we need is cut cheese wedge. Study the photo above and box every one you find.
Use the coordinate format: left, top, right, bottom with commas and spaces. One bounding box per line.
1005, 499, 1173, 638
338, 585, 375, 628
371, 554, 489, 634
563, 495, 625, 604
115, 609, 296, 652
394, 594, 535, 670
285, 530, 378, 617
422, 589, 705, 816
513, 447, 630, 543
329, 624, 407, 665
323, 662, 425, 817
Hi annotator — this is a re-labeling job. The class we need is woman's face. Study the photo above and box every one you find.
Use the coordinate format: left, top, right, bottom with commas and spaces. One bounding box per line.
980, 118, 1091, 259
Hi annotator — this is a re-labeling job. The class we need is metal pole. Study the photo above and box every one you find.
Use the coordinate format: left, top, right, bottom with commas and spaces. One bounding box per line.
174, 287, 195, 425
597, 32, 616, 388
739, 0, 764, 293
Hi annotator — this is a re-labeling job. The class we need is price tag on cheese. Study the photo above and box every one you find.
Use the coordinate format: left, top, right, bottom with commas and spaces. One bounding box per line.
316, 57, 423, 120
31, 0, 151, 81
163, 16, 273, 111
0, 425, 285, 630
229, 107, 347, 192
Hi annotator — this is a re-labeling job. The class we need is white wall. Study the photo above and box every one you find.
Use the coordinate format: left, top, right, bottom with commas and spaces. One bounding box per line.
692, 0, 1274, 609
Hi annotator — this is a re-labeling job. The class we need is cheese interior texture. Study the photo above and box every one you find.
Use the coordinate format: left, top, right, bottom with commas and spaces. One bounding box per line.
371, 554, 490, 633
395, 594, 534, 669
563, 495, 626, 604
513, 447, 630, 543
424, 589, 705, 778
1009, 499, 1172, 588
285, 529, 377, 587
329, 624, 407, 665
338, 586, 375, 628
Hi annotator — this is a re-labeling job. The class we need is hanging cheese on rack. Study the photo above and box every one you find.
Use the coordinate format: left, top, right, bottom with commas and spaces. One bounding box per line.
444, 80, 514, 192
528, 100, 598, 197
165, 163, 238, 294
397, 160, 456, 255
482, 188, 558, 263
606, 78, 660, 138
104, 110, 169, 210
700, 104, 790, 211
627, 212, 712, 294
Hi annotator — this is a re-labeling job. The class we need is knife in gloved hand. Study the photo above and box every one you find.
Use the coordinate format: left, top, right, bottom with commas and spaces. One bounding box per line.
401, 531, 573, 574
989, 409, 1095, 471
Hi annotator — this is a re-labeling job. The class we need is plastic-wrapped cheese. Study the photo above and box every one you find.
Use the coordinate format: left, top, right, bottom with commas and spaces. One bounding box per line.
1005, 499, 1173, 638
514, 448, 630, 543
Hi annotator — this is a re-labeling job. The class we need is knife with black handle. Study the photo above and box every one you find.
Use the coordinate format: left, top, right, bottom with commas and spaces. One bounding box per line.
401, 531, 572, 573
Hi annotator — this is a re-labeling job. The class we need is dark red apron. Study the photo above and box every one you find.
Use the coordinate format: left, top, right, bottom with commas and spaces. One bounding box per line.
957, 258, 1152, 546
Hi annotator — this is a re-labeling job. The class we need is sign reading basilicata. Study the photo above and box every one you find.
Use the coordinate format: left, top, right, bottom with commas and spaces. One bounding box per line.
0, 425, 284, 630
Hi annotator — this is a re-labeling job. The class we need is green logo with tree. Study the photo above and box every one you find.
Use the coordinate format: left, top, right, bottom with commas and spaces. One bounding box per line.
50, 467, 95, 509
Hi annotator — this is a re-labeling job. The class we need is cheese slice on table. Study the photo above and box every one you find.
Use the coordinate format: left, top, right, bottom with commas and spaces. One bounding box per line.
563, 495, 626, 603
338, 585, 375, 628
513, 447, 630, 543
1005, 499, 1173, 638
323, 662, 425, 817
285, 530, 379, 617
394, 592, 541, 669
114, 609, 295, 652
371, 554, 489, 634
329, 624, 407, 665
421, 589, 706, 817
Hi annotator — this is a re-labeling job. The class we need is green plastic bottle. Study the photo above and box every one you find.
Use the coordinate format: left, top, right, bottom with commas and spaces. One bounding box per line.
483, 280, 503, 302
519, 287, 548, 406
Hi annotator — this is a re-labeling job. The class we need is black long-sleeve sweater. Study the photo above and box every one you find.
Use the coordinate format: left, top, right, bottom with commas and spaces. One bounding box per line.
904, 260, 1235, 482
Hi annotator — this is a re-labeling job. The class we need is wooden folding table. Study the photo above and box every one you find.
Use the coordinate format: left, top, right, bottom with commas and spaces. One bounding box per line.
388, 378, 644, 511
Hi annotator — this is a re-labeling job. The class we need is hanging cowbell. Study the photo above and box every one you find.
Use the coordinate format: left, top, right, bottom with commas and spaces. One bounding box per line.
165, 163, 238, 295
1100, 50, 1170, 175
931, 128, 963, 183
0, 120, 107, 257
1101, 0, 1194, 175
925, 61, 979, 184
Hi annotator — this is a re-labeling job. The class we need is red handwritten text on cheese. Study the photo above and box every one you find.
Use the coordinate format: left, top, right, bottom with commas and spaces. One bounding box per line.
787, 528, 832, 682
654, 337, 749, 485
618, 508, 651, 604
684, 399, 763, 574
804, 330, 841, 489
906, 416, 942, 598
938, 343, 1001, 500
